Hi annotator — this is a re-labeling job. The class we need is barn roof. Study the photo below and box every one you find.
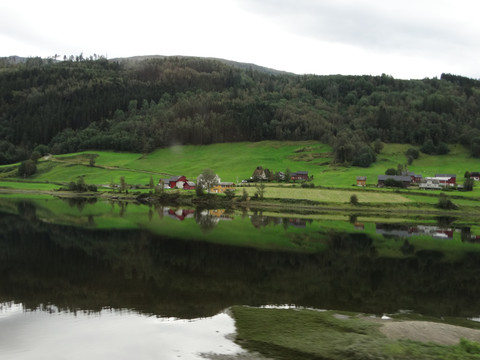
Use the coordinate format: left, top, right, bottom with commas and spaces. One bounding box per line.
378, 175, 411, 182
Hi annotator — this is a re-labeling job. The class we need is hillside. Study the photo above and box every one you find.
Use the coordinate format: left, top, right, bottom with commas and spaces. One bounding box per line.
1, 55, 480, 166
1, 141, 478, 190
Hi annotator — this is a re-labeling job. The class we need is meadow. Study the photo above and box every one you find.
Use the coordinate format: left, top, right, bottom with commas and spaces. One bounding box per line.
1, 141, 480, 209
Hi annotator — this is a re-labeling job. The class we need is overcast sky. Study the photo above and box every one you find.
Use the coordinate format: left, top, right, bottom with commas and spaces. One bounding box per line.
1, 0, 479, 79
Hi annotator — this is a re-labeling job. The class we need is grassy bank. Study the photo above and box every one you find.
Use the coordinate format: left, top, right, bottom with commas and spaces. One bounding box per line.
231, 306, 480, 360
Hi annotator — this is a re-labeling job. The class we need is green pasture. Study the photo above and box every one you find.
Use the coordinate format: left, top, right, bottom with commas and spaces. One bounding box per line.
316, 143, 480, 188
242, 185, 412, 203
3, 142, 480, 208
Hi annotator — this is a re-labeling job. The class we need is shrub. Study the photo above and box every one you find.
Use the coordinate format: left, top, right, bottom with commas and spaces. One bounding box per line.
352, 146, 376, 168
224, 189, 235, 200
405, 147, 419, 159
241, 188, 248, 201
464, 178, 474, 191
350, 194, 359, 205
17, 159, 37, 177
437, 194, 458, 210
87, 184, 97, 192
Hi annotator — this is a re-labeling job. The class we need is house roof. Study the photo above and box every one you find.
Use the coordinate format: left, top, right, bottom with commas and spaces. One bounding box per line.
169, 175, 185, 182
435, 174, 456, 178
219, 182, 234, 186
356, 176, 367, 180
378, 175, 411, 182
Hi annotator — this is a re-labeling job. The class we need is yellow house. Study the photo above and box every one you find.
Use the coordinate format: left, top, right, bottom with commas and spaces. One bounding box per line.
211, 182, 235, 193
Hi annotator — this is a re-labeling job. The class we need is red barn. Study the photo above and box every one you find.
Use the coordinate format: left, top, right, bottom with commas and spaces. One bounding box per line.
290, 171, 309, 181
169, 175, 188, 189
435, 174, 456, 186
183, 181, 196, 190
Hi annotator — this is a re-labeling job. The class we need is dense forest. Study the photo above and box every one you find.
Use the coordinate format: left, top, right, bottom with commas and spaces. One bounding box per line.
1, 55, 480, 166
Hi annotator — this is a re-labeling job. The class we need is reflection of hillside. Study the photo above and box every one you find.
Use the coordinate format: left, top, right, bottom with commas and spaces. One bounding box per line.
3, 208, 480, 320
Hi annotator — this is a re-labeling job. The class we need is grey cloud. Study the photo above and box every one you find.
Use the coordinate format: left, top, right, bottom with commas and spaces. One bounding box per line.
237, 0, 478, 56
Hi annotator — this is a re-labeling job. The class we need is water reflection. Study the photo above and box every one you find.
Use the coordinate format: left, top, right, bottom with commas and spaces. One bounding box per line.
376, 223, 455, 239
2, 197, 480, 321
0, 302, 241, 360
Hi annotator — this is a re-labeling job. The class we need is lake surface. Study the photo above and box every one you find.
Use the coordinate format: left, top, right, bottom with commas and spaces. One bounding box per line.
1, 196, 480, 358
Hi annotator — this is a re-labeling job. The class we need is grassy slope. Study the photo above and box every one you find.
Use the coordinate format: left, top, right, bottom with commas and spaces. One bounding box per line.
1, 141, 479, 204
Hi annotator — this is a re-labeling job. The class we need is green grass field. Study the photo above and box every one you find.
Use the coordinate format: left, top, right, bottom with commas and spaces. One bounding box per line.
2, 141, 480, 207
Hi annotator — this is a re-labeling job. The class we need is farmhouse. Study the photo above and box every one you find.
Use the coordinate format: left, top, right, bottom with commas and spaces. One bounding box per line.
211, 182, 235, 193
419, 178, 442, 190
252, 166, 270, 181
183, 181, 196, 190
159, 178, 171, 189
405, 171, 423, 183
435, 174, 456, 186
377, 175, 411, 188
159, 175, 195, 189
469, 172, 480, 181
291, 171, 309, 181
356, 176, 367, 187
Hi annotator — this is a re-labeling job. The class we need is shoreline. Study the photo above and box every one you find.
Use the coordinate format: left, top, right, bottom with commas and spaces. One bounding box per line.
1, 187, 479, 219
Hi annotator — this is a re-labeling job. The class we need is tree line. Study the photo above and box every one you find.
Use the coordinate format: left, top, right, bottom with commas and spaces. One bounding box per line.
1, 56, 480, 166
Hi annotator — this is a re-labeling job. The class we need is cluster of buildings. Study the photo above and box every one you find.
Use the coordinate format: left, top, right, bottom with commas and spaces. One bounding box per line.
356, 173, 467, 189
158, 175, 235, 193
248, 166, 310, 182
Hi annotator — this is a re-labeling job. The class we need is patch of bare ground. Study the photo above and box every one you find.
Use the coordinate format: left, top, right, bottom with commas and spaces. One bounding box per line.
377, 320, 480, 345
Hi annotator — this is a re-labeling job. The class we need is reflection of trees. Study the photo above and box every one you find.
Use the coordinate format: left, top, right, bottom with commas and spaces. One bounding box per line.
65, 197, 97, 212
250, 211, 281, 228
4, 207, 480, 320
17, 201, 36, 221
194, 210, 219, 232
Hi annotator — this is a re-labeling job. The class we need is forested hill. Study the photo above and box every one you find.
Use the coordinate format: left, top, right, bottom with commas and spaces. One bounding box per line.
1, 55, 480, 166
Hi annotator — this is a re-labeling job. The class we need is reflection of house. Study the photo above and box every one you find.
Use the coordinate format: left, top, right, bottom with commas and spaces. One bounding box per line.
417, 225, 453, 239
291, 171, 309, 181
354, 222, 365, 230
209, 209, 226, 217
211, 182, 235, 193
166, 208, 195, 221
377, 175, 411, 188
289, 218, 308, 228
376, 223, 453, 239
356, 176, 367, 187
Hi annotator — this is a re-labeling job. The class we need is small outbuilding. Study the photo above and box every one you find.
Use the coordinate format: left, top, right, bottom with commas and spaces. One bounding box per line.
356, 176, 367, 187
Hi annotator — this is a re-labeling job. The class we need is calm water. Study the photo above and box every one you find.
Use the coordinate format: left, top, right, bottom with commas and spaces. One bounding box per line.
1, 197, 480, 358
